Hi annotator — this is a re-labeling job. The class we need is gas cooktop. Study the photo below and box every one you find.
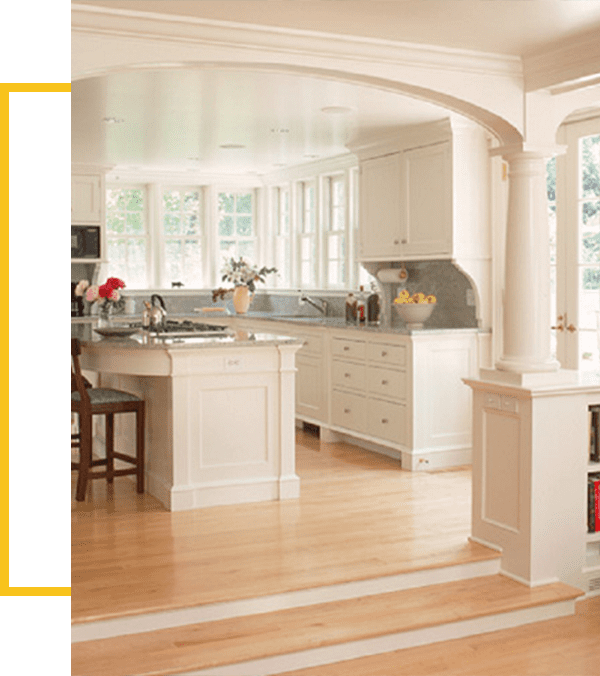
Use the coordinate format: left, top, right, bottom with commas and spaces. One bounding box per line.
129, 319, 232, 337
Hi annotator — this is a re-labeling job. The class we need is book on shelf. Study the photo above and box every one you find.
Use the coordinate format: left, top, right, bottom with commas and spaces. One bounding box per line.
590, 406, 600, 463
588, 473, 600, 533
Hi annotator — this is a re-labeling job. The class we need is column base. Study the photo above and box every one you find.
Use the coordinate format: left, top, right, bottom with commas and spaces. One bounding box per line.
480, 367, 579, 388
495, 356, 560, 375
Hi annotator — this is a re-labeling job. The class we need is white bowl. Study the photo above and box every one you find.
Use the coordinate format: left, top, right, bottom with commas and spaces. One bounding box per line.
393, 302, 436, 329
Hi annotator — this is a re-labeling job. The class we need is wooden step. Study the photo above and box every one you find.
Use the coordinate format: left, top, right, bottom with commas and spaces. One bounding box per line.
71, 575, 583, 676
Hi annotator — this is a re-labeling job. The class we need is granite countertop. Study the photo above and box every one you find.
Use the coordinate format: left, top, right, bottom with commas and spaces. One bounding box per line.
71, 312, 485, 336
71, 322, 302, 350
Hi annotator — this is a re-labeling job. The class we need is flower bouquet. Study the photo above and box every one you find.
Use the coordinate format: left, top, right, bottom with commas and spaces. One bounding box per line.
212, 257, 277, 302
75, 277, 126, 318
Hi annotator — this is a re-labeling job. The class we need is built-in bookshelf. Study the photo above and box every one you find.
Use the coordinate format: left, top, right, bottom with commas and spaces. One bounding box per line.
586, 405, 600, 591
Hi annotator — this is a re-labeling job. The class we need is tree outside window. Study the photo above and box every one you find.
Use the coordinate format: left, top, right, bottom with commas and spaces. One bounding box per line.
105, 187, 148, 288
218, 191, 256, 265
162, 189, 203, 287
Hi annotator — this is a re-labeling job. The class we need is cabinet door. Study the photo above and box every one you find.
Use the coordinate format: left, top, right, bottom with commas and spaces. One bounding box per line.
72, 174, 102, 224
296, 354, 326, 422
403, 142, 452, 257
359, 153, 405, 259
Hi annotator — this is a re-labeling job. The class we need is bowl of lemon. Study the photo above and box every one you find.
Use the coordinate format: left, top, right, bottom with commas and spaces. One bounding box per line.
393, 290, 436, 329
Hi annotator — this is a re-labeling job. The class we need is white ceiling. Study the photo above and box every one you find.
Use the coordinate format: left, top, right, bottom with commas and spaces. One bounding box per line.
71, 68, 454, 175
71, 1, 600, 175
74, 0, 600, 57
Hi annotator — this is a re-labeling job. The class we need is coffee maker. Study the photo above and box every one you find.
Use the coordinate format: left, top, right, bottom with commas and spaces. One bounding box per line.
71, 282, 84, 317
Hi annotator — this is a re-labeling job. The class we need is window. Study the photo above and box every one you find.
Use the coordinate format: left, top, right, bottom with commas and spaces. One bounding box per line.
297, 181, 317, 287
324, 175, 346, 287
105, 187, 149, 288
273, 186, 291, 288
554, 122, 600, 370
217, 191, 256, 264
548, 157, 557, 361
577, 134, 600, 367
161, 188, 203, 287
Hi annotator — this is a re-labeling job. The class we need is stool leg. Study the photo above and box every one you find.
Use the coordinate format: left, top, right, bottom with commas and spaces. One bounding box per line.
136, 404, 145, 494
106, 413, 115, 483
76, 412, 92, 501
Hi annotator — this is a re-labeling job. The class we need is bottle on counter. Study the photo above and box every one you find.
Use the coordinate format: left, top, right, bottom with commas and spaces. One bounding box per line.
345, 293, 357, 323
356, 286, 366, 324
367, 284, 381, 324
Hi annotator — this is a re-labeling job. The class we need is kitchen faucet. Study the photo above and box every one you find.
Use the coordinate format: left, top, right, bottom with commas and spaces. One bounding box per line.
299, 291, 328, 316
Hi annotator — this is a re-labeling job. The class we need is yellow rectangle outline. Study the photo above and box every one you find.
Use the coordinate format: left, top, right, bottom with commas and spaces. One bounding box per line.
3, 83, 71, 596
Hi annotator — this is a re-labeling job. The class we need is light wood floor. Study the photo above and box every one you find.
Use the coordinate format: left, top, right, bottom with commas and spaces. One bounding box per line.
72, 430, 600, 675
72, 428, 493, 624
275, 596, 600, 676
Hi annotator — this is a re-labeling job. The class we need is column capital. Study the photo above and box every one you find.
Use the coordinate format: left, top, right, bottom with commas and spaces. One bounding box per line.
490, 143, 566, 160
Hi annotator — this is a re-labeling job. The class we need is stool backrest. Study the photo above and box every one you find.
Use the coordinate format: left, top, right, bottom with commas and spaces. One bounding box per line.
71, 338, 92, 409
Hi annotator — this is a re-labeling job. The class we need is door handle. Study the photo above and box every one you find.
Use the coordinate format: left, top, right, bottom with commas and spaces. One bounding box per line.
552, 313, 577, 333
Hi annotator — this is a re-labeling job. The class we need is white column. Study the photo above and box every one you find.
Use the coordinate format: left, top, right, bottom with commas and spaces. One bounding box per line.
496, 151, 560, 373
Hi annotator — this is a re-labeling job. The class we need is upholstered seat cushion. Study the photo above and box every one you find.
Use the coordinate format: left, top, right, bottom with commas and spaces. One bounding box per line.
71, 388, 142, 405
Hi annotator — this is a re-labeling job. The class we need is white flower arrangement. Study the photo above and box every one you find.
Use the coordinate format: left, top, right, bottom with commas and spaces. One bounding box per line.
213, 257, 277, 302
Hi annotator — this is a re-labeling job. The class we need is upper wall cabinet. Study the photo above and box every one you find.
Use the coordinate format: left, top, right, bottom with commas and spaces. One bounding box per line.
351, 119, 488, 265
72, 173, 104, 224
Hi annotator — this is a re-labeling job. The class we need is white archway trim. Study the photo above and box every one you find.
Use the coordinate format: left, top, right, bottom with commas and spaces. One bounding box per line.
72, 3, 524, 143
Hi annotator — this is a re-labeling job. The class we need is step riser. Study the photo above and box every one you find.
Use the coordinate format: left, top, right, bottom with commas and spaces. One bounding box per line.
183, 599, 577, 676
72, 558, 500, 643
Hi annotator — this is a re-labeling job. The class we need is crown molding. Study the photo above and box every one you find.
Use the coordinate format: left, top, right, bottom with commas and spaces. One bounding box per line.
71, 3, 522, 81
523, 27, 600, 93
105, 167, 264, 187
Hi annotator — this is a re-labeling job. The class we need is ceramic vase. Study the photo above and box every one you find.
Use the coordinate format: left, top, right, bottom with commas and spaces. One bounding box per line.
233, 285, 252, 314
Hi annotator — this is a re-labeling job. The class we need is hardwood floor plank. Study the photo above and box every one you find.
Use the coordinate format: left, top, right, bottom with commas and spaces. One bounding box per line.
71, 576, 581, 676
274, 597, 600, 676
72, 430, 494, 624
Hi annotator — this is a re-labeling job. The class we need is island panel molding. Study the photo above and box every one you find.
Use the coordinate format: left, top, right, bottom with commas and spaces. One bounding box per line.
77, 332, 302, 511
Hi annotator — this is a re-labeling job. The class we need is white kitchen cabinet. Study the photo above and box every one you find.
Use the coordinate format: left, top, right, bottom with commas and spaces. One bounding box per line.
209, 316, 480, 470
330, 333, 410, 452
403, 142, 452, 257
72, 173, 104, 224
352, 118, 490, 283
358, 142, 451, 261
358, 153, 405, 259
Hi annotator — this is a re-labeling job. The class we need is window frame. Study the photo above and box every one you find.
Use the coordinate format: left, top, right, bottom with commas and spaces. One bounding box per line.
104, 183, 152, 289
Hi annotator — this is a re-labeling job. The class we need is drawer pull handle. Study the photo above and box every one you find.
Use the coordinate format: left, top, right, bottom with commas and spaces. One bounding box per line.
382, 380, 388, 385
381, 418, 389, 424
343, 346, 350, 351
344, 373, 351, 378
344, 408, 351, 414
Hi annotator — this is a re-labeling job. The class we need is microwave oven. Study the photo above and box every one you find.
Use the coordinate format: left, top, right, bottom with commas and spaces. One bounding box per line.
71, 225, 100, 259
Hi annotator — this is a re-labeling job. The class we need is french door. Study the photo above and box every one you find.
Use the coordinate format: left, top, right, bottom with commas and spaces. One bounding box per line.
553, 119, 600, 370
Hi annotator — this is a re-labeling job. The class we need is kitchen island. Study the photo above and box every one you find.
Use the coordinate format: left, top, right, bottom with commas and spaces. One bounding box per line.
73, 323, 302, 511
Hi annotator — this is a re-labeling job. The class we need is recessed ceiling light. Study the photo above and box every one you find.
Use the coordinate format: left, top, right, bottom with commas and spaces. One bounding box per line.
219, 143, 246, 150
102, 116, 125, 124
320, 106, 352, 115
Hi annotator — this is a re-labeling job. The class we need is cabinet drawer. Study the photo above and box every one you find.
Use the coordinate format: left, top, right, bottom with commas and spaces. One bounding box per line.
367, 398, 407, 446
332, 360, 366, 391
297, 332, 324, 357
367, 366, 407, 401
367, 341, 406, 367
332, 390, 367, 433
331, 337, 366, 361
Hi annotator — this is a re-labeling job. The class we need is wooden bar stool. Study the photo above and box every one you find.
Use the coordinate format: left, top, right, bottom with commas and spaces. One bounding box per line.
71, 338, 145, 501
